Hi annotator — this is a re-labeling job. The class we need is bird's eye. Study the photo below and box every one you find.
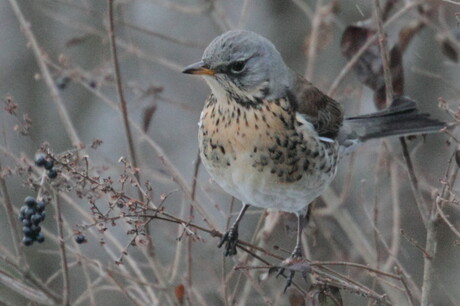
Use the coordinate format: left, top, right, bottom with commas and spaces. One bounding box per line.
229, 61, 246, 73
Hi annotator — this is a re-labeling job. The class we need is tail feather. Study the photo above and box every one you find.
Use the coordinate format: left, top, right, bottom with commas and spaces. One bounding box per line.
343, 96, 445, 141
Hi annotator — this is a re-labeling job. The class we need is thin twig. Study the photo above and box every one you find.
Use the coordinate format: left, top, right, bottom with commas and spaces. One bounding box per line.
0, 254, 62, 304
7, 0, 82, 146
0, 146, 159, 304
236, 267, 273, 305
107, 3, 158, 276
372, 145, 386, 269
310, 261, 399, 280
396, 266, 416, 306
421, 212, 438, 306
305, 0, 322, 81
436, 203, 460, 239
373, 0, 394, 107
47, 49, 217, 231
0, 269, 55, 305
53, 192, 70, 305
209, 1, 233, 31
291, 0, 314, 19
421, 150, 459, 305
119, 21, 205, 48
400, 138, 429, 225
442, 0, 460, 5
400, 229, 432, 259
39, 6, 183, 72
76, 247, 96, 306
153, 0, 212, 14
362, 189, 423, 301
382, 161, 402, 271
190, 151, 201, 202
0, 161, 22, 261
237, 0, 252, 29
187, 150, 201, 305
316, 265, 393, 298
327, 1, 420, 96
238, 211, 278, 305
107, 0, 140, 188
105, 270, 144, 306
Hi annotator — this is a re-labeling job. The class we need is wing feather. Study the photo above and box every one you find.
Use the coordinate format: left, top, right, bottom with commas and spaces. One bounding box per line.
288, 74, 344, 138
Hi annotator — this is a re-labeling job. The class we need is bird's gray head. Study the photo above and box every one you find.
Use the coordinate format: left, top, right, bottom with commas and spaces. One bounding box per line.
182, 30, 293, 102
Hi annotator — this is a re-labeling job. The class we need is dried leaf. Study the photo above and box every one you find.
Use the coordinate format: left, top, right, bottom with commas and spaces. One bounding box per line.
306, 285, 343, 306
436, 34, 458, 63
318, 286, 342, 306
340, 25, 374, 59
65, 34, 92, 48
340, 23, 408, 109
142, 103, 157, 132
382, 0, 398, 22
289, 292, 306, 306
175, 284, 185, 305
374, 45, 404, 109
398, 20, 425, 53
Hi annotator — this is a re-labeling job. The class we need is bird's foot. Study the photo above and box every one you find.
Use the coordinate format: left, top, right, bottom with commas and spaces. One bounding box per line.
276, 250, 310, 292
217, 227, 239, 256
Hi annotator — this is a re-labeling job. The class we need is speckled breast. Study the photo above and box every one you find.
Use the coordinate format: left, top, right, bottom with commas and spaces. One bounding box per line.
198, 95, 339, 213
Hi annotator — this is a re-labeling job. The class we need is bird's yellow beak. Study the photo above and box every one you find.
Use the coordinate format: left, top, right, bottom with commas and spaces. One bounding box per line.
182, 61, 215, 76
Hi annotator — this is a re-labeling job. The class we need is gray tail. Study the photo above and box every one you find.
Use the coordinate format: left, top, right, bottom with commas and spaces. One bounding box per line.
344, 96, 445, 141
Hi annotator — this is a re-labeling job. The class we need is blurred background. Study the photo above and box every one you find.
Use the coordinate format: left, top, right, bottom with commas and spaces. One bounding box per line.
0, 0, 459, 305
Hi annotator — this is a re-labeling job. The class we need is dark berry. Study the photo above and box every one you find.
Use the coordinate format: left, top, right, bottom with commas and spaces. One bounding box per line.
19, 205, 28, 221
88, 80, 97, 88
40, 211, 46, 222
30, 224, 41, 234
31, 213, 42, 225
44, 159, 54, 170
24, 196, 36, 208
56, 76, 70, 89
36, 233, 45, 243
36, 201, 46, 212
23, 236, 34, 246
34, 154, 47, 167
25, 208, 35, 218
75, 234, 86, 244
23, 226, 32, 236
22, 219, 31, 227
47, 169, 58, 179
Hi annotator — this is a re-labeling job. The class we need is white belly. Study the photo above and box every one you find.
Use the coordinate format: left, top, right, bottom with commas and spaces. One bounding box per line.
203, 152, 337, 214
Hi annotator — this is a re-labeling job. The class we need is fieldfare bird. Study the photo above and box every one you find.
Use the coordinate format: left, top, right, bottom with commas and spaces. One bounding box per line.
182, 30, 444, 289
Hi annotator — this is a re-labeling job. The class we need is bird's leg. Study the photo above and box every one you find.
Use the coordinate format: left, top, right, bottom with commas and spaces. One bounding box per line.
292, 211, 308, 258
277, 210, 311, 292
218, 203, 250, 256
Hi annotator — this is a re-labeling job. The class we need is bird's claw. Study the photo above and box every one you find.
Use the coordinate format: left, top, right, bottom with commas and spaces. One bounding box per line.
276, 253, 310, 292
218, 227, 238, 256
276, 268, 295, 293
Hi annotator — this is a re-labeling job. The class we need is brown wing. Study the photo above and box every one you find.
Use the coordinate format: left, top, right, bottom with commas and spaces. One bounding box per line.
288, 73, 344, 138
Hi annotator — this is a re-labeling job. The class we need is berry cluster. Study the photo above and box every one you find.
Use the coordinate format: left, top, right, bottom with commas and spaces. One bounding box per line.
19, 196, 46, 246
35, 153, 58, 179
